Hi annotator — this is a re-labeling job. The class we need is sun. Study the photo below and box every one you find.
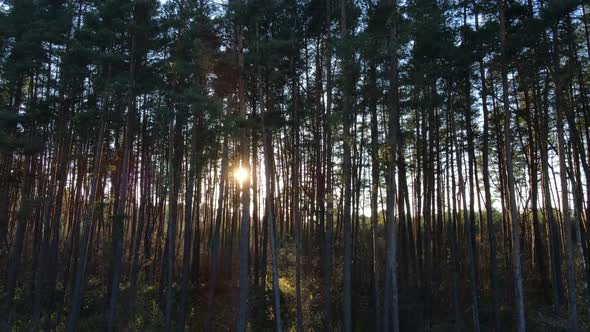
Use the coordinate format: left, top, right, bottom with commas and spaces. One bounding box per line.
234, 166, 249, 186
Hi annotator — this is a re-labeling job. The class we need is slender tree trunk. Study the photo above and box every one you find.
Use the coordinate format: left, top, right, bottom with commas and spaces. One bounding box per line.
178, 99, 204, 331
445, 87, 462, 330
324, 1, 334, 329
3, 152, 33, 329
552, 25, 579, 332
499, 1, 526, 330
368, 50, 381, 332
291, 51, 304, 332
108, 30, 137, 331
340, 1, 353, 330
204, 135, 229, 332
473, 5, 500, 329
164, 103, 180, 331
456, 112, 480, 332
263, 107, 283, 331
523, 84, 551, 304
66, 84, 109, 331
384, 1, 400, 330
537, 75, 564, 307
236, 12, 251, 329
462, 9, 480, 328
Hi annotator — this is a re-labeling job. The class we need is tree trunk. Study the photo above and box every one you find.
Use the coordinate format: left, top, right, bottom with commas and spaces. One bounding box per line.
108, 29, 137, 331
340, 1, 353, 330
499, 1, 526, 330
236, 11, 251, 329
552, 25, 579, 332
473, 4, 500, 329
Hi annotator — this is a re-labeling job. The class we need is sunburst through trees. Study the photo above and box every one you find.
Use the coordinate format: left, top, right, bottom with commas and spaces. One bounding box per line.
1, 0, 590, 331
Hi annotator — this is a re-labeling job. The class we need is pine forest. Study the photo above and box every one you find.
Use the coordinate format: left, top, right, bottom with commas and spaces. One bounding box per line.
1, 0, 590, 331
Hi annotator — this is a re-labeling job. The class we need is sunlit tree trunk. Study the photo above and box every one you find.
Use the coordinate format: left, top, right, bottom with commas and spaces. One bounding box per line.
236, 7, 251, 328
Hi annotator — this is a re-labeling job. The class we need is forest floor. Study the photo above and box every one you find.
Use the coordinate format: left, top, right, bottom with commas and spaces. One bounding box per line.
7, 236, 589, 331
